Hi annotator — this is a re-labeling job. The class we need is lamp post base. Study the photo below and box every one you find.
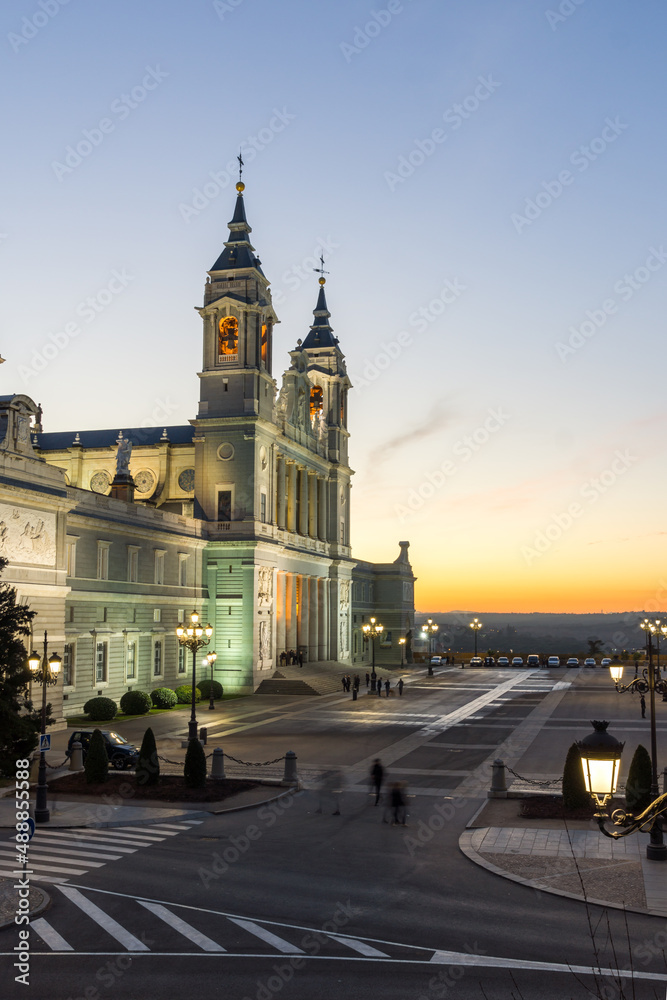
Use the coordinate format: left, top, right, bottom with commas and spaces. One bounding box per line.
34, 808, 50, 824
188, 720, 198, 741
646, 842, 667, 861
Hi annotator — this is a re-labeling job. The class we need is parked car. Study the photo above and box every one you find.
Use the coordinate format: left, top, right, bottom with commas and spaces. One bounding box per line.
497, 656, 510, 666
511, 657, 524, 666
601, 658, 612, 667
430, 656, 442, 665
566, 658, 580, 668
469, 656, 483, 667
547, 656, 560, 667
526, 654, 540, 667
67, 730, 140, 770
483, 655, 495, 667
584, 658, 596, 668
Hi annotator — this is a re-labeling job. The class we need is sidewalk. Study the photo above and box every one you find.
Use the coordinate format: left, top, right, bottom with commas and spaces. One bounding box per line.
460, 796, 667, 917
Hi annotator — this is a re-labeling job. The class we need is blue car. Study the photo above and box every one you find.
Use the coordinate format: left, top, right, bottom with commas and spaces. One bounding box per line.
67, 730, 140, 770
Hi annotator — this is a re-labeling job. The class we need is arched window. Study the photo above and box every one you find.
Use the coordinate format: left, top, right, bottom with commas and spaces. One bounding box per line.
310, 385, 323, 418
218, 316, 238, 359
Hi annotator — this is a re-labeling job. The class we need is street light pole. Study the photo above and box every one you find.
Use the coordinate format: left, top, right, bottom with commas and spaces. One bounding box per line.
639, 620, 665, 858
207, 651, 218, 711
362, 617, 383, 687
27, 631, 61, 824
176, 611, 213, 741
469, 618, 482, 657
398, 637, 405, 667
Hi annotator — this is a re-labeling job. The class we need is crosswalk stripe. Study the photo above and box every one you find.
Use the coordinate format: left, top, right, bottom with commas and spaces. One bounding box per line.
31, 917, 74, 951
105, 829, 167, 842
327, 935, 388, 957
146, 824, 194, 831
34, 830, 149, 847
228, 917, 304, 954
19, 860, 88, 875
30, 835, 138, 854
0, 869, 68, 884
137, 901, 226, 952
0, 848, 105, 868
13, 844, 123, 861
58, 887, 150, 951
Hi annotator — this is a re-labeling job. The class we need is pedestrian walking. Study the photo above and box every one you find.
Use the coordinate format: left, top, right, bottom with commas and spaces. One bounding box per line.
365, 672, 370, 689
390, 781, 407, 826
384, 679, 390, 697
370, 759, 384, 805
376, 676, 382, 696
353, 674, 360, 692
341, 675, 347, 693
298, 650, 304, 668
315, 768, 343, 815
397, 678, 404, 696
640, 694, 646, 719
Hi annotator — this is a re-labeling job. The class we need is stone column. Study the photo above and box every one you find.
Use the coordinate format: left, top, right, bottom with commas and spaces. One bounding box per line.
287, 462, 297, 533
318, 477, 327, 541
285, 572, 297, 650
298, 467, 309, 535
308, 577, 319, 661
275, 571, 286, 662
276, 455, 286, 529
297, 573, 309, 655
318, 577, 329, 661
308, 473, 318, 538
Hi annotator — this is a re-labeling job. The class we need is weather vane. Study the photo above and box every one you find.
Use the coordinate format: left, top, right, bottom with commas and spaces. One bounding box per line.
313, 253, 330, 282
238, 149, 244, 183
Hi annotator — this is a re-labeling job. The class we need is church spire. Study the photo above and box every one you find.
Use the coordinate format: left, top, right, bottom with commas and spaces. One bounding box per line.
210, 174, 264, 274
301, 261, 337, 350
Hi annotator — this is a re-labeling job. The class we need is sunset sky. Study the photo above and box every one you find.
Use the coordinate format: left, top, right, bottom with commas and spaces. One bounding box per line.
2, 0, 666, 613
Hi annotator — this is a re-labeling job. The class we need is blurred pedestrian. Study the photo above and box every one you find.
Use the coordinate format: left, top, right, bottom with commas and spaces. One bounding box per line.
377, 677, 382, 696
391, 782, 407, 825
365, 672, 370, 689
353, 674, 360, 692
370, 759, 384, 805
641, 694, 646, 719
315, 769, 343, 815
384, 679, 390, 697
397, 678, 404, 696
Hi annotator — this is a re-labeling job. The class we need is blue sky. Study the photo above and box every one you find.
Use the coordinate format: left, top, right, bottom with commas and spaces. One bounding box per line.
2, 0, 666, 611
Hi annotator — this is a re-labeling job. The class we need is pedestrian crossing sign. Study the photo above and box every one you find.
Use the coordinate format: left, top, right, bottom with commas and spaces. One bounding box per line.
39, 734, 51, 751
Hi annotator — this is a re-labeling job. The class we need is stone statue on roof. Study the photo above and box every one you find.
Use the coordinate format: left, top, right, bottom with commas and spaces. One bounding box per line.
115, 434, 132, 477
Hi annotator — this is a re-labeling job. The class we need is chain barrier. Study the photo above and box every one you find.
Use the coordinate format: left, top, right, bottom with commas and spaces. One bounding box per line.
44, 758, 70, 769
157, 752, 286, 767
503, 764, 560, 788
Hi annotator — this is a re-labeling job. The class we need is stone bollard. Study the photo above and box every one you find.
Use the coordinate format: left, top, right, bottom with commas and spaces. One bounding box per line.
352, 689, 357, 701
428, 666, 433, 676
488, 758, 508, 798
282, 750, 298, 785
69, 741, 84, 772
199, 727, 208, 746
211, 747, 225, 780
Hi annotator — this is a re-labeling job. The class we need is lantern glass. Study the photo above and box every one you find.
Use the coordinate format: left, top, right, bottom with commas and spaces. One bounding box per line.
205, 625, 213, 638
176, 626, 184, 637
48, 653, 61, 676
609, 664, 624, 682
28, 652, 41, 673
580, 755, 620, 805
191, 611, 200, 625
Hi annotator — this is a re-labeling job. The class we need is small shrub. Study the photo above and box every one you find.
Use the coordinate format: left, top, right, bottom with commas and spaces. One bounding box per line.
84, 729, 108, 784
151, 687, 177, 709
626, 744, 653, 813
197, 679, 223, 700
136, 727, 159, 787
119, 690, 152, 716
562, 742, 590, 811
175, 684, 201, 705
83, 697, 117, 721
184, 738, 206, 788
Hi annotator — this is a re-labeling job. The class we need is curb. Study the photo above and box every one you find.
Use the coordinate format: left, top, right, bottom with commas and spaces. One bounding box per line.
0, 882, 51, 931
458, 828, 657, 918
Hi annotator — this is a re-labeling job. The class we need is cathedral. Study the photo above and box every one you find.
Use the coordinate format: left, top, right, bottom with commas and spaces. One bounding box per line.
0, 178, 415, 723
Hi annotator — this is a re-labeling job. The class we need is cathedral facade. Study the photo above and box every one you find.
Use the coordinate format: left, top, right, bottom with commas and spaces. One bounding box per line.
0, 181, 415, 721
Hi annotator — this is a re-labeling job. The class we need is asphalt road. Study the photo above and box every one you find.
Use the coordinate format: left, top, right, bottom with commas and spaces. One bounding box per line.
4, 667, 667, 999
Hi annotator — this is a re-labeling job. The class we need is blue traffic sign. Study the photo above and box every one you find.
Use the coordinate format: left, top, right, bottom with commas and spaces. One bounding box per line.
39, 734, 50, 751
26, 818, 35, 841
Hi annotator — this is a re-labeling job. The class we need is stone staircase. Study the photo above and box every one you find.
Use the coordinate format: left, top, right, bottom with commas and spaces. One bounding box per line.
254, 676, 321, 696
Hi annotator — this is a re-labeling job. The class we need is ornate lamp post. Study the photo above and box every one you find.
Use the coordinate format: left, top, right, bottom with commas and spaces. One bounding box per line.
398, 637, 406, 667
362, 617, 384, 682
469, 618, 482, 657
421, 618, 438, 655
176, 611, 213, 741
206, 650, 218, 711
27, 632, 61, 824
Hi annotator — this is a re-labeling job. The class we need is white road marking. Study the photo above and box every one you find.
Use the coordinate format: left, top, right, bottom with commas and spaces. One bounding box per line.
137, 901, 226, 951
58, 887, 150, 951
0, 847, 105, 868
113, 827, 174, 839
15, 844, 123, 861
15, 860, 88, 875
327, 935, 388, 957
31, 917, 74, 951
228, 917, 304, 954
429, 949, 667, 981
32, 834, 138, 854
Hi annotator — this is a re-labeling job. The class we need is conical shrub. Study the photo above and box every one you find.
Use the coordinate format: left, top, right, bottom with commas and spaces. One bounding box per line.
136, 727, 159, 786
562, 742, 589, 811
625, 744, 653, 813
184, 738, 206, 788
84, 729, 109, 784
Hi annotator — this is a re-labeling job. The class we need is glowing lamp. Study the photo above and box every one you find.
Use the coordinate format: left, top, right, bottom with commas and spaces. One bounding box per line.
28, 650, 41, 673
609, 664, 624, 682
577, 720, 624, 809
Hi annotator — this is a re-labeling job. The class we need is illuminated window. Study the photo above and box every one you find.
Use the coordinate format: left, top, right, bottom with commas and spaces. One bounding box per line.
96, 541, 110, 581
178, 645, 186, 674
218, 316, 238, 359
310, 385, 323, 418
95, 641, 108, 683
154, 550, 165, 586
153, 640, 163, 677
63, 643, 75, 687
126, 640, 136, 680
218, 491, 232, 522
261, 323, 268, 365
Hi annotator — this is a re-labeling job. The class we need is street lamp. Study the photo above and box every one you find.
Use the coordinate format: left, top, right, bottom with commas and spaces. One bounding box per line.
469, 618, 482, 657
206, 650, 218, 711
176, 610, 213, 741
362, 617, 383, 683
27, 631, 61, 824
421, 618, 438, 655
398, 637, 406, 667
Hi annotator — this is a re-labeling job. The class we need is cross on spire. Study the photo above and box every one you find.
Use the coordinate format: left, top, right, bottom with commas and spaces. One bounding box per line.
237, 149, 244, 183
313, 254, 329, 282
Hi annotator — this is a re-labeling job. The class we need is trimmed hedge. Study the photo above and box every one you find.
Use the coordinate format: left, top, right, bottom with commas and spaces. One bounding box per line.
197, 679, 223, 700
175, 684, 201, 705
83, 697, 117, 721
85, 729, 108, 784
136, 727, 159, 787
151, 687, 177, 709
184, 738, 206, 788
119, 690, 152, 716
626, 744, 652, 813
562, 742, 590, 811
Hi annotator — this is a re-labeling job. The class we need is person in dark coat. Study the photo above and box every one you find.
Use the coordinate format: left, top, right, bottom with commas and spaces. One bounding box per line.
298, 650, 304, 667
370, 759, 384, 805
397, 678, 404, 696
365, 672, 370, 689
341, 675, 347, 692
390, 782, 407, 825
353, 674, 360, 692
376, 677, 382, 696
384, 679, 390, 697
